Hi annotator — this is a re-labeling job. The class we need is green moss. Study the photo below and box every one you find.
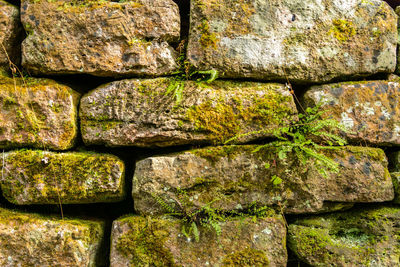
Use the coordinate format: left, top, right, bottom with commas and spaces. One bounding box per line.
0, 76, 79, 150
222, 247, 270, 266
45, 0, 143, 12
345, 146, 386, 162
198, 19, 219, 49
191, 145, 254, 163
329, 19, 356, 42
186, 83, 294, 144
116, 216, 177, 267
0, 207, 104, 235
290, 206, 400, 265
0, 149, 125, 204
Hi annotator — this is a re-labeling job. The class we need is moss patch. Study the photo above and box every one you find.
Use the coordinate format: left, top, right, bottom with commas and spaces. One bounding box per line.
329, 19, 356, 42
186, 82, 294, 144
222, 247, 270, 266
116, 216, 177, 266
0, 149, 125, 204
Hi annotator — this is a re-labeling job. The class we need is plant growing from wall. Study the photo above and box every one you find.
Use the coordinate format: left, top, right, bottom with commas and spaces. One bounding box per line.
228, 93, 349, 178
166, 40, 218, 105
152, 192, 273, 242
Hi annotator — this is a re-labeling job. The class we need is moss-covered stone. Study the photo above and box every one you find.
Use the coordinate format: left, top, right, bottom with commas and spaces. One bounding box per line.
0, 0, 22, 68
303, 80, 400, 146
391, 172, 400, 203
21, 0, 179, 77
0, 149, 125, 204
80, 78, 297, 147
133, 145, 393, 215
188, 0, 397, 83
0, 207, 105, 266
0, 75, 80, 150
110, 215, 287, 266
288, 205, 400, 266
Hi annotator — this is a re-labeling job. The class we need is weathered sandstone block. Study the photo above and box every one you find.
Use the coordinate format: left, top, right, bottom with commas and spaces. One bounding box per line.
288, 206, 400, 266
21, 0, 180, 77
391, 172, 400, 203
188, 0, 397, 83
0, 0, 22, 67
110, 215, 287, 266
0, 150, 125, 204
133, 145, 393, 215
80, 78, 297, 147
0, 207, 105, 266
303, 80, 400, 146
0, 75, 80, 150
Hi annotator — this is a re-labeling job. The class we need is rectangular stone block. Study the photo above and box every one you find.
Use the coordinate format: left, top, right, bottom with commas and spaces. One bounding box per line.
80, 78, 297, 147
110, 215, 287, 266
0, 150, 125, 204
188, 0, 397, 83
0, 75, 80, 150
0, 0, 22, 67
288, 205, 400, 266
0, 207, 105, 266
133, 145, 393, 215
303, 80, 400, 146
21, 0, 180, 77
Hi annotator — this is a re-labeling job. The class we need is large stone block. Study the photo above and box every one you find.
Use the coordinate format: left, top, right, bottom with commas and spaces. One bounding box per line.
80, 78, 297, 147
188, 0, 397, 83
0, 150, 125, 204
0, 0, 22, 67
133, 145, 393, 215
21, 0, 180, 77
303, 80, 400, 146
110, 215, 287, 266
0, 207, 105, 266
288, 206, 400, 266
0, 76, 80, 150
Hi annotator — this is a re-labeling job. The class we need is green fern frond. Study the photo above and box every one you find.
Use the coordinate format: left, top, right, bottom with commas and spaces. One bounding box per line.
150, 193, 178, 214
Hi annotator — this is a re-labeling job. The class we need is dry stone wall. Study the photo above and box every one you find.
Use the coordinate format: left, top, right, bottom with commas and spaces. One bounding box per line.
1, 0, 400, 266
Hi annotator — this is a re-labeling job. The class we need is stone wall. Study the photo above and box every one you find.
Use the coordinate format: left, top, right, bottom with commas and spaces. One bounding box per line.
1, 0, 400, 266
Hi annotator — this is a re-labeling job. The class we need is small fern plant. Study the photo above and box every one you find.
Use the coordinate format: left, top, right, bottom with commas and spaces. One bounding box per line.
252, 102, 349, 177
151, 189, 274, 242
166, 40, 218, 105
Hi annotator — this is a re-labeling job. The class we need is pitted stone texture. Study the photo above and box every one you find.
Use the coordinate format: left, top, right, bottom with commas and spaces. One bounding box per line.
133, 145, 393, 215
21, 0, 180, 77
0, 0, 22, 68
391, 172, 400, 203
188, 0, 397, 83
303, 80, 400, 146
0, 75, 80, 150
0, 207, 105, 266
80, 78, 297, 147
0, 150, 125, 204
110, 215, 287, 266
288, 206, 400, 266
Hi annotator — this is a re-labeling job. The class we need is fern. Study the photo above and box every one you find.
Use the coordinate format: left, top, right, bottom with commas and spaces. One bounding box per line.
165, 40, 218, 105
151, 193, 181, 215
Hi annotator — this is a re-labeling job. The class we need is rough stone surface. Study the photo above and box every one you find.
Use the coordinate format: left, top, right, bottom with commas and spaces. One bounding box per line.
80, 78, 297, 147
0, 207, 105, 266
0, 150, 125, 204
21, 0, 180, 77
133, 145, 393, 215
188, 0, 397, 83
388, 150, 400, 172
391, 172, 400, 203
0, 75, 80, 150
288, 205, 400, 266
0, 0, 22, 68
110, 215, 287, 266
303, 80, 400, 146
